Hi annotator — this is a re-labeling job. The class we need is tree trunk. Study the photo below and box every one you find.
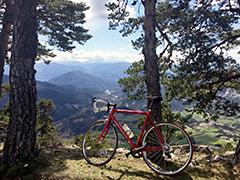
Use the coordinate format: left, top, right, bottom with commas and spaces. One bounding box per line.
2, 0, 38, 168
0, 0, 14, 92
232, 139, 240, 167
143, 0, 162, 122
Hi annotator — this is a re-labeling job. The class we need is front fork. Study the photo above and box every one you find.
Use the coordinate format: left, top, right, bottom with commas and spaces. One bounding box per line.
96, 119, 110, 143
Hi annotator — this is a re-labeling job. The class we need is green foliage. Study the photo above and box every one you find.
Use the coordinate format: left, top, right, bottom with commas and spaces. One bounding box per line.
0, 103, 9, 142
36, 98, 59, 148
105, 1, 131, 30
156, 0, 240, 120
118, 59, 146, 100
36, 43, 56, 64
219, 142, 235, 155
74, 129, 112, 150
136, 101, 183, 128
0, 82, 10, 98
38, 0, 92, 52
73, 134, 84, 147
0, 83, 10, 140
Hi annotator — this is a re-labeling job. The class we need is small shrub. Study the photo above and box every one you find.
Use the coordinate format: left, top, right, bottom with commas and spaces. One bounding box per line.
219, 142, 234, 154
74, 134, 84, 147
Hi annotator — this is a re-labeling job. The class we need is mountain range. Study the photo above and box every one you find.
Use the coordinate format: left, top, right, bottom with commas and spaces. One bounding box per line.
4, 61, 131, 82
2, 61, 240, 141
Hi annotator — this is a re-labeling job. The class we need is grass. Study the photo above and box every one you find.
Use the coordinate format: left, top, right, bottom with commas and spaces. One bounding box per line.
182, 113, 240, 147
217, 117, 239, 124
198, 127, 219, 132
0, 145, 240, 180
195, 134, 229, 145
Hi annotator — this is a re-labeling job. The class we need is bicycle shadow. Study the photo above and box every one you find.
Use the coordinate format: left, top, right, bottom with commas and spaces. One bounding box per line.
103, 165, 194, 180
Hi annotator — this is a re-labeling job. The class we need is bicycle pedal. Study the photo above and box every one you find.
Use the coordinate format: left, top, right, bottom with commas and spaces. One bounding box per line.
125, 152, 131, 158
165, 152, 171, 158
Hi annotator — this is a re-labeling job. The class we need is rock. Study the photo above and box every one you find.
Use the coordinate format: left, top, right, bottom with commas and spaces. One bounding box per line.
190, 160, 200, 166
224, 151, 235, 156
211, 155, 230, 162
117, 148, 129, 153
193, 145, 214, 156
96, 148, 108, 157
65, 144, 81, 150
212, 155, 222, 162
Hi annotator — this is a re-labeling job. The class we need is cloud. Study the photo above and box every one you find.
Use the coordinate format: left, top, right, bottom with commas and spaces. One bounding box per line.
228, 47, 240, 64
81, 0, 109, 20
51, 49, 143, 63
72, 0, 136, 27
50, 45, 239, 65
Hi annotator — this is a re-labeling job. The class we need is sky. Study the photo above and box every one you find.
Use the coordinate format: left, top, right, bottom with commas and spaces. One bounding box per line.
49, 0, 143, 64
48, 0, 240, 65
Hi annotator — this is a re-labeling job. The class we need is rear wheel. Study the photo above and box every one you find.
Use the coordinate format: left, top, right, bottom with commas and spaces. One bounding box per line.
142, 122, 193, 176
82, 120, 118, 166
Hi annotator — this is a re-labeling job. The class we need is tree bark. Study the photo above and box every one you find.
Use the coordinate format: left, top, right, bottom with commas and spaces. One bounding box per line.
0, 0, 14, 92
232, 139, 240, 167
143, 0, 162, 122
2, 0, 38, 167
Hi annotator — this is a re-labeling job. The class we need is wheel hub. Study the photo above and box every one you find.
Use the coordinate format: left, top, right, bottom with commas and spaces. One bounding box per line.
162, 143, 170, 153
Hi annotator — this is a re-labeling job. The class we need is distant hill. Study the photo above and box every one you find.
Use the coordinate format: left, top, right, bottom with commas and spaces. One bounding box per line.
2, 75, 8, 83
48, 70, 117, 92
86, 62, 131, 83
35, 62, 87, 81
1, 76, 95, 120
37, 81, 95, 121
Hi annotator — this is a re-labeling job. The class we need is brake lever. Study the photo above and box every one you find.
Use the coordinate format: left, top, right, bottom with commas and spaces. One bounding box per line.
92, 97, 97, 104
107, 102, 111, 113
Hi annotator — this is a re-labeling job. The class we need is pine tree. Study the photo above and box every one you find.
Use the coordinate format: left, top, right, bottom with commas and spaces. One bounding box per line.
2, 0, 38, 167
36, 98, 59, 148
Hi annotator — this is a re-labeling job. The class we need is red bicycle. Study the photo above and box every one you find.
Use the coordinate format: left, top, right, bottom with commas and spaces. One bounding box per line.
82, 97, 193, 176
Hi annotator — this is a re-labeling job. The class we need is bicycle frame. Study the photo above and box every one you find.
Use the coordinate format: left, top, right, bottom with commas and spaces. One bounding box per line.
97, 107, 165, 152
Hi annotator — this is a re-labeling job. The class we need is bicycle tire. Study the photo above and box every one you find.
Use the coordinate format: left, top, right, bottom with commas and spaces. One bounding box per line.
142, 122, 193, 176
82, 120, 118, 166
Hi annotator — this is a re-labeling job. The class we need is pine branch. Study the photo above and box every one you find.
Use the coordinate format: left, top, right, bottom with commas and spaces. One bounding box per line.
156, 23, 173, 59
210, 73, 240, 85
211, 33, 240, 50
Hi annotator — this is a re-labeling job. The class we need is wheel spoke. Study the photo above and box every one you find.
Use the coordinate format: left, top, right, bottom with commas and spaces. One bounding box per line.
82, 120, 118, 166
142, 122, 193, 176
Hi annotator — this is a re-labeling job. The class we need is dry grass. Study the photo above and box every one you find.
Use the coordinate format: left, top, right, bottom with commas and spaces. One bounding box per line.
0, 145, 240, 180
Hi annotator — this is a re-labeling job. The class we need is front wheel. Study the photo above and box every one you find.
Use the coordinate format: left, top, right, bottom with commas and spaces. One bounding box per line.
82, 120, 118, 166
142, 122, 193, 176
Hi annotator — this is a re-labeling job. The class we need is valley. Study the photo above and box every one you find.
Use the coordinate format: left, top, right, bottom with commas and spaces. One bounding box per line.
1, 61, 240, 147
